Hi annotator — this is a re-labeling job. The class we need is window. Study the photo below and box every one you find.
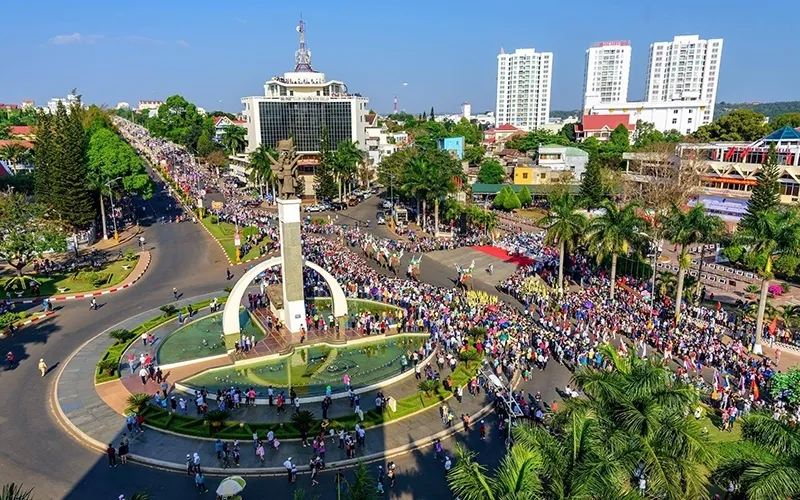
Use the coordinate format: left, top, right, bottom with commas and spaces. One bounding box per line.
688, 118, 692, 124
672, 118, 678, 124
674, 109, 679, 114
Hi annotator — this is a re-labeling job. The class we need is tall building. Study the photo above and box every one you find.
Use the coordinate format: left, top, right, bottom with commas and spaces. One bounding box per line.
241, 19, 368, 157
495, 48, 552, 130
582, 41, 631, 112
644, 35, 723, 126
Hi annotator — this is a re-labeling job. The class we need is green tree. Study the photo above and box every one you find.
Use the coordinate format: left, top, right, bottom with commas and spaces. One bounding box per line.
33, 110, 53, 203
559, 123, 576, 142
447, 442, 543, 500
477, 159, 505, 184
430, 106, 435, 121
464, 144, 486, 166
314, 126, 338, 200
539, 191, 587, 293
632, 120, 665, 149
694, 109, 770, 142
220, 125, 247, 155
587, 200, 645, 300
333, 139, 365, 200
345, 461, 378, 500
0, 143, 31, 172
578, 156, 608, 209
734, 208, 800, 350
769, 366, 800, 404
770, 112, 800, 130
608, 123, 631, 151
451, 117, 482, 146
517, 185, 532, 207
493, 187, 508, 210
741, 142, 781, 228
502, 188, 521, 211
51, 101, 96, 229
147, 94, 210, 151
0, 191, 66, 276
196, 129, 216, 157
662, 204, 710, 318
714, 413, 800, 500
427, 163, 456, 235
402, 156, 432, 228
248, 144, 277, 200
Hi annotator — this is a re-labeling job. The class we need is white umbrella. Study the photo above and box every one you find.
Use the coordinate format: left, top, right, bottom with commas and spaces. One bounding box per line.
216, 476, 246, 496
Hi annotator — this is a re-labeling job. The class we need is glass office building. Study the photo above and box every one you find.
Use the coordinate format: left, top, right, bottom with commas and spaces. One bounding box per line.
257, 101, 353, 153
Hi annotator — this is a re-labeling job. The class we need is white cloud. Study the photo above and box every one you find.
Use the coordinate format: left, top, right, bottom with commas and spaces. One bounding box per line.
176, 40, 190, 48
49, 33, 104, 45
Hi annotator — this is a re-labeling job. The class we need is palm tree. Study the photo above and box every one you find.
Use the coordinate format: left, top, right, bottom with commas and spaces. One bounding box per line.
734, 208, 800, 352
334, 140, 365, 200
693, 209, 727, 301
402, 157, 432, 231
662, 204, 707, 319
563, 345, 716, 499
426, 166, 456, 235
656, 271, 676, 300
539, 192, 588, 294
448, 442, 544, 500
0, 484, 34, 500
0, 143, 29, 173
587, 200, 646, 300
779, 304, 800, 329
221, 125, 247, 155
714, 413, 800, 500
248, 144, 277, 200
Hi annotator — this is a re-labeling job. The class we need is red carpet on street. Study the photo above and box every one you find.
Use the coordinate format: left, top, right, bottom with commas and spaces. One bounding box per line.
472, 246, 534, 267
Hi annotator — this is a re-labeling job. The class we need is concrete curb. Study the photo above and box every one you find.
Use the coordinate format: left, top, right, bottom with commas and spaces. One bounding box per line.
196, 218, 275, 267
13, 251, 152, 304
0, 311, 56, 338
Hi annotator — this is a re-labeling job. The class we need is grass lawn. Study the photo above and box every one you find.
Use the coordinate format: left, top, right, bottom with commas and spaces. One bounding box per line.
3, 256, 140, 298
201, 217, 263, 262
515, 208, 547, 222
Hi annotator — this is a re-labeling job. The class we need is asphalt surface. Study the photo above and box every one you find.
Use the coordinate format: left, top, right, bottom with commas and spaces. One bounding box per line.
0, 185, 548, 500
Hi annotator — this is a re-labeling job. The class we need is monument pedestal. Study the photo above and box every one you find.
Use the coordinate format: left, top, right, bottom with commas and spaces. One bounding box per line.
277, 198, 306, 333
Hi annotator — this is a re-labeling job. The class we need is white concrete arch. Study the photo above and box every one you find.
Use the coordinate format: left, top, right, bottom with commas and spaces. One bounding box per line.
222, 257, 348, 335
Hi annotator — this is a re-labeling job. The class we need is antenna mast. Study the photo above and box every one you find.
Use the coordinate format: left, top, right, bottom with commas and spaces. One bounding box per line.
294, 17, 314, 72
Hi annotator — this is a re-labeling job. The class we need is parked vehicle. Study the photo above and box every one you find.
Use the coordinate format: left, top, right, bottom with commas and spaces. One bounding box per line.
376, 211, 386, 225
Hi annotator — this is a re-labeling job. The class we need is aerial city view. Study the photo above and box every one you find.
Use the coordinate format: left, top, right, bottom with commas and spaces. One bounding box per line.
2, 2, 800, 499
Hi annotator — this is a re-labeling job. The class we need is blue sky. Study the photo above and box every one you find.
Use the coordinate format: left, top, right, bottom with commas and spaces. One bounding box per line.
3, 0, 798, 115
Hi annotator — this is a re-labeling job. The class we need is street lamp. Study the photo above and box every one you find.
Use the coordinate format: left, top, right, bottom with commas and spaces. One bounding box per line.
105, 177, 123, 243
389, 174, 395, 207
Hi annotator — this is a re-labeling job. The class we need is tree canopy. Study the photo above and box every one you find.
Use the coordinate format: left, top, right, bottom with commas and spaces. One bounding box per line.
0, 190, 66, 276
694, 109, 770, 142
477, 158, 506, 184
145, 94, 213, 152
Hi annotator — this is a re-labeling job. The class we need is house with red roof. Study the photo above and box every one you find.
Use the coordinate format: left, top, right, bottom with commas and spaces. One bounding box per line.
483, 124, 525, 154
574, 114, 635, 142
214, 116, 247, 139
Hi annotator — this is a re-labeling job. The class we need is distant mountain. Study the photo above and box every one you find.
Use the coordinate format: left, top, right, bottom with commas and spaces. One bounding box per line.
714, 101, 800, 120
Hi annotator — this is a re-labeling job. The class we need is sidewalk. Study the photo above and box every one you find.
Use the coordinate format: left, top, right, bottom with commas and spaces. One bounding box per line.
14, 251, 151, 304
91, 224, 142, 251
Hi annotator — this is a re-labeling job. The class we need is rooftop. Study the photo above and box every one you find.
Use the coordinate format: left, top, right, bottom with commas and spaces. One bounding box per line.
578, 114, 634, 132
763, 125, 800, 142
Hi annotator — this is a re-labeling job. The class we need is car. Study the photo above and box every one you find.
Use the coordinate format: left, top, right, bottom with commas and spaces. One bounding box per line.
330, 202, 347, 211
381, 200, 393, 209
304, 204, 323, 213
376, 211, 386, 225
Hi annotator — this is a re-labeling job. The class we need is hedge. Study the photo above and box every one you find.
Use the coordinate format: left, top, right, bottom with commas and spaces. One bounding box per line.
138, 362, 477, 440
95, 296, 228, 384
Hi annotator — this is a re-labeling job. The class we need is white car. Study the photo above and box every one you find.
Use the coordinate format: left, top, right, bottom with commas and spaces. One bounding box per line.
304, 204, 322, 213
381, 200, 393, 209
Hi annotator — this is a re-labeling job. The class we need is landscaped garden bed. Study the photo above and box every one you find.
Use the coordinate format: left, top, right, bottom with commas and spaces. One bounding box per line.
94, 296, 228, 384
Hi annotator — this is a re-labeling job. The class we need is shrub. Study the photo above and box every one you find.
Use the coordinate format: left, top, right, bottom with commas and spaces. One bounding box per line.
108, 329, 134, 344
744, 284, 760, 295
291, 410, 316, 436
502, 189, 522, 211
223, 286, 233, 293
97, 359, 118, 376
124, 249, 137, 261
206, 409, 231, 429
210, 215, 219, 224
160, 304, 177, 317
781, 282, 792, 294
126, 393, 151, 414
418, 379, 440, 396
459, 347, 482, 369
768, 284, 784, 296
517, 186, 532, 207
493, 189, 507, 210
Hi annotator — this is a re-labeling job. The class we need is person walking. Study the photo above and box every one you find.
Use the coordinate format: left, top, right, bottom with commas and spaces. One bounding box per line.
139, 366, 148, 386
195, 471, 208, 493
90, 297, 97, 310
118, 434, 129, 464
283, 457, 293, 483
106, 443, 117, 468
173, 287, 179, 300
38, 358, 48, 377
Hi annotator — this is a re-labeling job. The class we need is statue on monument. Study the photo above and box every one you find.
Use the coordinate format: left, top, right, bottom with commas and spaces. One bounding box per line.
267, 138, 301, 199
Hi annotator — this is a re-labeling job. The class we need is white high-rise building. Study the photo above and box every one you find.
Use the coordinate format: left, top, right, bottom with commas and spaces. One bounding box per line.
582, 41, 631, 112
495, 48, 552, 130
644, 35, 723, 126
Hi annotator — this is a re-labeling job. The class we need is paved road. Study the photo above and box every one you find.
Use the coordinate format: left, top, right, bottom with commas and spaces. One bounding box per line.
0, 180, 566, 499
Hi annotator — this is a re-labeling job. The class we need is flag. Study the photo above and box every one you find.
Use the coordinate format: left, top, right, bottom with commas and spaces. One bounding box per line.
769, 317, 778, 335
716, 301, 721, 311
722, 374, 729, 390
751, 379, 760, 400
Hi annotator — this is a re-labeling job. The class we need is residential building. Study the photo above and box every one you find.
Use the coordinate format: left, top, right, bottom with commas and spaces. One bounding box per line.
582, 41, 632, 112
583, 97, 707, 135
240, 19, 369, 196
138, 100, 164, 112
0, 103, 21, 111
623, 126, 800, 220
644, 35, 723, 126
495, 48, 552, 131
461, 102, 472, 120
21, 100, 34, 109
364, 114, 408, 171
482, 123, 524, 155
437, 136, 464, 160
574, 114, 635, 142
115, 102, 130, 110
537, 144, 588, 181
46, 92, 81, 114
214, 116, 247, 139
